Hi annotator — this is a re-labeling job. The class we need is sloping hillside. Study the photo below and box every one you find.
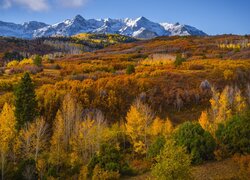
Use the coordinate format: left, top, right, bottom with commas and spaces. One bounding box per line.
0, 33, 137, 63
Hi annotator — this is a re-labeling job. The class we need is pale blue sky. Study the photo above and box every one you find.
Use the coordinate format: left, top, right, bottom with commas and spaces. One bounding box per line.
0, 0, 249, 35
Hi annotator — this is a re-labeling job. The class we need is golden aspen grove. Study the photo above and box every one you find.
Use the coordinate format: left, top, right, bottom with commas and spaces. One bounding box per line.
0, 34, 249, 179
0, 1, 250, 179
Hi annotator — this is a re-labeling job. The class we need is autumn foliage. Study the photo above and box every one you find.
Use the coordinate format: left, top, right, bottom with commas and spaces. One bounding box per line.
0, 35, 249, 179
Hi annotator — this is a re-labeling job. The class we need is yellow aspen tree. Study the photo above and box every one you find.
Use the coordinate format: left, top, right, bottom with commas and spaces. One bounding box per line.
50, 93, 83, 168
150, 117, 173, 137
119, 119, 127, 151
217, 86, 233, 124
61, 94, 82, 152
33, 118, 48, 162
18, 125, 33, 159
70, 109, 110, 167
78, 166, 88, 180
199, 111, 210, 131
210, 87, 220, 122
0, 103, 16, 180
151, 117, 164, 136
18, 117, 48, 161
126, 103, 145, 154
234, 87, 247, 114
49, 110, 67, 168
92, 110, 107, 152
85, 110, 107, 152
162, 118, 174, 136
70, 118, 95, 165
36, 158, 47, 180
125, 99, 154, 155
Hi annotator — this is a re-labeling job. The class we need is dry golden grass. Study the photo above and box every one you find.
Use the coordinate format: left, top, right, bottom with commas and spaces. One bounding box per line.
125, 157, 250, 180
192, 158, 243, 180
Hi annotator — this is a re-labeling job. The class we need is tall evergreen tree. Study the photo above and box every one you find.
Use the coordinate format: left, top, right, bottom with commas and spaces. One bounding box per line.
14, 72, 38, 130
33, 55, 42, 67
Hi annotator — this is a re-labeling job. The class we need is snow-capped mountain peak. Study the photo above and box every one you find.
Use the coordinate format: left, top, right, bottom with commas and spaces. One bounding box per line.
130, 16, 149, 26
74, 14, 85, 21
161, 22, 206, 36
22, 21, 48, 31
0, 15, 207, 39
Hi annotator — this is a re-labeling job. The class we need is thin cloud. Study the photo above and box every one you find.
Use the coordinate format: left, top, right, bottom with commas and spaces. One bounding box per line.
2, 0, 11, 8
58, 0, 88, 8
1, 0, 89, 11
1, 0, 49, 11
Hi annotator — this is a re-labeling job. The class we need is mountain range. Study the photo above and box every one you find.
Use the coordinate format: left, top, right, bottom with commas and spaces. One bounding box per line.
0, 15, 207, 39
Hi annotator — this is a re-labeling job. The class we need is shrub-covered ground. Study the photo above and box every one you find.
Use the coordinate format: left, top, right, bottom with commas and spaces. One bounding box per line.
0, 34, 249, 179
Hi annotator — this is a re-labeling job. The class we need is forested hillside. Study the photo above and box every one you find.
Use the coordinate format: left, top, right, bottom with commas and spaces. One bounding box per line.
0, 35, 249, 179
0, 34, 136, 64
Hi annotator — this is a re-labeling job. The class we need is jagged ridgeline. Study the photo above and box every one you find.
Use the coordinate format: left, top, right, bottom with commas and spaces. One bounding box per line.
0, 15, 207, 39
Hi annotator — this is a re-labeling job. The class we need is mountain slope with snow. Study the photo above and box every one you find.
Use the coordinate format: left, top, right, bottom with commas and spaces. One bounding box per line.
0, 15, 207, 39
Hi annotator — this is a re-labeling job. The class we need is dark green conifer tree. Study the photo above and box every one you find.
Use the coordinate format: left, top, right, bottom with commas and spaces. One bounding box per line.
33, 55, 42, 67
126, 64, 135, 74
14, 72, 38, 130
